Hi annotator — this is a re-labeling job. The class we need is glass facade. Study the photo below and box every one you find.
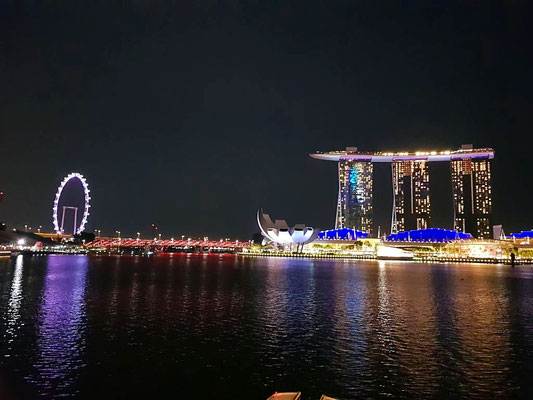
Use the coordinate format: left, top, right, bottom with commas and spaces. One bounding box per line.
335, 160, 373, 234
451, 158, 492, 238
391, 160, 431, 233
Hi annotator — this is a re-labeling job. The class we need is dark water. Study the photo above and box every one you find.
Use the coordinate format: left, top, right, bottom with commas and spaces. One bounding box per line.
1, 255, 533, 399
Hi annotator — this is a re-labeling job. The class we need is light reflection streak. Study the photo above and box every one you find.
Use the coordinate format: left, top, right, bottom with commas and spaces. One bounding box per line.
328, 261, 368, 392
34, 255, 88, 395
260, 257, 290, 349
453, 266, 513, 396
377, 261, 392, 338
393, 263, 439, 393
5, 256, 24, 344
107, 261, 121, 333
341, 263, 367, 360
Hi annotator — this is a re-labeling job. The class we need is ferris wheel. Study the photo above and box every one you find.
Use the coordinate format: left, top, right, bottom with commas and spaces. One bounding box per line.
52, 172, 91, 235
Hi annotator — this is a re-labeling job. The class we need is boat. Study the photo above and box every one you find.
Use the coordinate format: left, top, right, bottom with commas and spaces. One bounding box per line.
266, 393, 338, 400
267, 393, 301, 400
376, 244, 414, 260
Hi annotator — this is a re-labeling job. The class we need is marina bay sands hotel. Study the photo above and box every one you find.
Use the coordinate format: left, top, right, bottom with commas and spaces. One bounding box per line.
310, 145, 494, 238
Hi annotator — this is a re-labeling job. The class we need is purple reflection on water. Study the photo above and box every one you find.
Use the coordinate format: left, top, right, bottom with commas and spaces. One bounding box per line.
32, 255, 88, 396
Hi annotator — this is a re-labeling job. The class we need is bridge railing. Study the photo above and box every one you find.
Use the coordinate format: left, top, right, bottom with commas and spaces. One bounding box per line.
85, 238, 251, 250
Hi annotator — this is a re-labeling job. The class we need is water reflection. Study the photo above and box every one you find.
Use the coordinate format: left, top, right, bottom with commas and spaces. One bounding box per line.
33, 255, 88, 396
386, 262, 439, 396
2, 256, 533, 398
258, 257, 290, 370
452, 266, 515, 396
6, 256, 24, 343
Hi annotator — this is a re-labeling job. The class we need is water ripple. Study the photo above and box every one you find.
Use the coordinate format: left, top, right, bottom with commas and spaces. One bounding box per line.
1, 256, 533, 398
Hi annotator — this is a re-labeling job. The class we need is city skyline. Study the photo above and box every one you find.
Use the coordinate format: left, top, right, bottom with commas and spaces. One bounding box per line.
0, 144, 522, 240
1, 1, 532, 238
2, 2, 533, 399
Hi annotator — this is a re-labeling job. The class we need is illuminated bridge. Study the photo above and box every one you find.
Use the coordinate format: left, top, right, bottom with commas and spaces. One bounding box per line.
86, 237, 251, 252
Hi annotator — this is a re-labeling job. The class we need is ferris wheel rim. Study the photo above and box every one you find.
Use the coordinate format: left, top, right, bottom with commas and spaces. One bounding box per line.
52, 172, 91, 235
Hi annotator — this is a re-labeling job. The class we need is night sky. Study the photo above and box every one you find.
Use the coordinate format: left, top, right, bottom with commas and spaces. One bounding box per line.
1, 1, 532, 239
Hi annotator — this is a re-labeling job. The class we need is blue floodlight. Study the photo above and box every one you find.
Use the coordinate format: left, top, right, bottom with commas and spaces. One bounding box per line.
318, 228, 369, 240
386, 228, 472, 243
510, 230, 533, 239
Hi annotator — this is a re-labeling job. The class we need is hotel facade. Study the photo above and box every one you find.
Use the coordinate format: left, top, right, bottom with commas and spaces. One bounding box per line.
310, 145, 494, 238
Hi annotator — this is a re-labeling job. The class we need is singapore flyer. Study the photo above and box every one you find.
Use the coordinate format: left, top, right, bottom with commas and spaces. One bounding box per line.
52, 172, 91, 235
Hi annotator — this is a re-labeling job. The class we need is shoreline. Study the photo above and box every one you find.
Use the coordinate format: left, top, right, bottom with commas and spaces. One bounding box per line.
4, 250, 533, 266
240, 251, 533, 265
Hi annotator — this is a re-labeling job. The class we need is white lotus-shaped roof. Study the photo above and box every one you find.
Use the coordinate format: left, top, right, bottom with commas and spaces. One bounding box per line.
257, 209, 319, 245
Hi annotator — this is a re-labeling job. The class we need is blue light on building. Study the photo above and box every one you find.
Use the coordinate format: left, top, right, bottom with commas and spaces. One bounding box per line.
386, 228, 472, 243
349, 167, 358, 185
318, 228, 369, 240
345, 167, 359, 223
510, 230, 533, 239
335, 161, 373, 233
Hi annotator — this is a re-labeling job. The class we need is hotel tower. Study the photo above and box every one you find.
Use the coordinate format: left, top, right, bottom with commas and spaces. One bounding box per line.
310, 145, 494, 238
450, 154, 493, 238
391, 160, 431, 233
336, 157, 373, 233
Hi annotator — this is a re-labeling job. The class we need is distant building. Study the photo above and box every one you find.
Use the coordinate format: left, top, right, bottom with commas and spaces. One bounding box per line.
256, 209, 319, 249
451, 156, 493, 239
391, 160, 431, 233
336, 160, 373, 233
310, 145, 494, 238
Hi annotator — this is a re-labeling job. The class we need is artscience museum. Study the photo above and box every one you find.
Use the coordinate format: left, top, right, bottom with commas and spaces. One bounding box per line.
256, 209, 319, 249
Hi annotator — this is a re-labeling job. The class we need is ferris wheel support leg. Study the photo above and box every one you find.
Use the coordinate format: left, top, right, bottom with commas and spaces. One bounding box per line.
74, 207, 78, 234
60, 206, 66, 234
